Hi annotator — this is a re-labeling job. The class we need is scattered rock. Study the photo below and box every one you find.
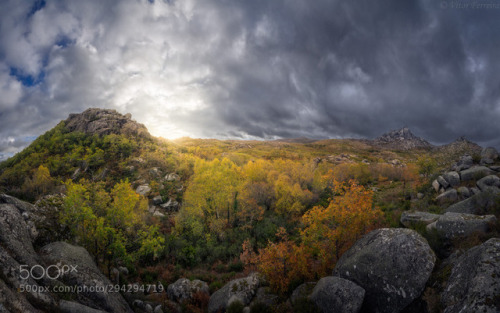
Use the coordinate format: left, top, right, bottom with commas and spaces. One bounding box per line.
136, 184, 151, 196
460, 166, 493, 182
165, 173, 180, 181
309, 276, 365, 313
457, 186, 471, 199
400, 211, 441, 228
167, 278, 209, 304
208, 273, 261, 313
432, 180, 440, 192
435, 212, 497, 239
333, 228, 436, 313
160, 198, 180, 211
443, 171, 460, 187
490, 165, 500, 172
436, 189, 458, 204
476, 175, 500, 192
452, 154, 474, 171
152, 195, 163, 205
437, 176, 450, 189
441, 238, 500, 313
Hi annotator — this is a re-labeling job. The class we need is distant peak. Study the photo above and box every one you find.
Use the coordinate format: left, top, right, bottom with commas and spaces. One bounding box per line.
374, 127, 432, 150
64, 108, 150, 138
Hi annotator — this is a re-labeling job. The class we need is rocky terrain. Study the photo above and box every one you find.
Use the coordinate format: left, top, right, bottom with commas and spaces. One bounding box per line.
0, 109, 499, 313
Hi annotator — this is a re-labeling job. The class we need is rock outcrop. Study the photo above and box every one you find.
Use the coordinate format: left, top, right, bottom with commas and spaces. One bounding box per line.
441, 238, 500, 313
333, 228, 436, 313
65, 108, 150, 138
373, 127, 432, 150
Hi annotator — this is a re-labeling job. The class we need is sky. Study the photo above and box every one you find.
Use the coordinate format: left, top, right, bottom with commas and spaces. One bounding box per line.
1, 0, 500, 160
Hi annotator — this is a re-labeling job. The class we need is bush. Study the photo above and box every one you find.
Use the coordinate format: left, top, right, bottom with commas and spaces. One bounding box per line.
227, 300, 245, 313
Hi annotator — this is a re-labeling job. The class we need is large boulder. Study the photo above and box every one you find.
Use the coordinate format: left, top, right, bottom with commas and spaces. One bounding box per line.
59, 300, 107, 313
289, 282, 317, 305
452, 154, 474, 171
446, 191, 500, 215
309, 276, 365, 313
480, 147, 499, 163
443, 171, 460, 188
39, 242, 133, 313
167, 278, 209, 303
476, 175, 500, 192
208, 273, 261, 313
441, 238, 500, 313
0, 202, 56, 311
332, 228, 436, 313
460, 166, 493, 182
436, 189, 458, 204
435, 212, 497, 239
400, 211, 441, 228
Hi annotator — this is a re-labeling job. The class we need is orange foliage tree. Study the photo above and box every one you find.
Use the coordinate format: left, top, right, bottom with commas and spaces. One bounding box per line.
246, 180, 385, 294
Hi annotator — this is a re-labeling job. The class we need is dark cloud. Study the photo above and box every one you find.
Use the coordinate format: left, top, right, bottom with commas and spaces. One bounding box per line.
1, 0, 500, 158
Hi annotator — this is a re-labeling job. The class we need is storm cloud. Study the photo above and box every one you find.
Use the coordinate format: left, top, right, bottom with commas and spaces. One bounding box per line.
1, 0, 500, 160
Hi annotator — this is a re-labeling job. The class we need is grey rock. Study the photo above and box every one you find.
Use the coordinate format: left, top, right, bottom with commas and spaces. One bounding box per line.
490, 165, 500, 172
436, 189, 458, 204
470, 187, 481, 195
457, 186, 471, 199
481, 147, 499, 161
400, 211, 441, 228
40, 242, 133, 313
59, 300, 107, 313
460, 166, 493, 182
476, 175, 500, 192
432, 180, 440, 192
443, 171, 460, 187
417, 192, 424, 199
145, 304, 153, 313
136, 184, 151, 196
437, 176, 450, 189
167, 278, 209, 303
446, 191, 500, 215
251, 287, 279, 307
333, 228, 435, 313
442, 238, 500, 313
426, 221, 437, 232
208, 273, 261, 313
165, 173, 180, 181
480, 158, 494, 165
160, 198, 180, 211
154, 305, 164, 313
435, 212, 497, 239
453, 154, 474, 171
309, 276, 365, 313
65, 108, 150, 138
152, 195, 163, 205
290, 282, 317, 305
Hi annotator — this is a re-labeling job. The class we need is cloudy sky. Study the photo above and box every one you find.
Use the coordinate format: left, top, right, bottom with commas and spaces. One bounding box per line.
1, 0, 500, 160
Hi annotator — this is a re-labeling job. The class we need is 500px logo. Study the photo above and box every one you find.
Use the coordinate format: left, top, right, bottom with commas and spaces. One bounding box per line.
19, 264, 78, 280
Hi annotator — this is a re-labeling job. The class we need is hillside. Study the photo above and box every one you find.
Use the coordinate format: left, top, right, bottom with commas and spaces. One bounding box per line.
0, 109, 499, 313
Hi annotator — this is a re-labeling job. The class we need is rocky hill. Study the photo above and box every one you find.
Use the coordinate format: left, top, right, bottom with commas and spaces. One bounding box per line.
373, 127, 433, 150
